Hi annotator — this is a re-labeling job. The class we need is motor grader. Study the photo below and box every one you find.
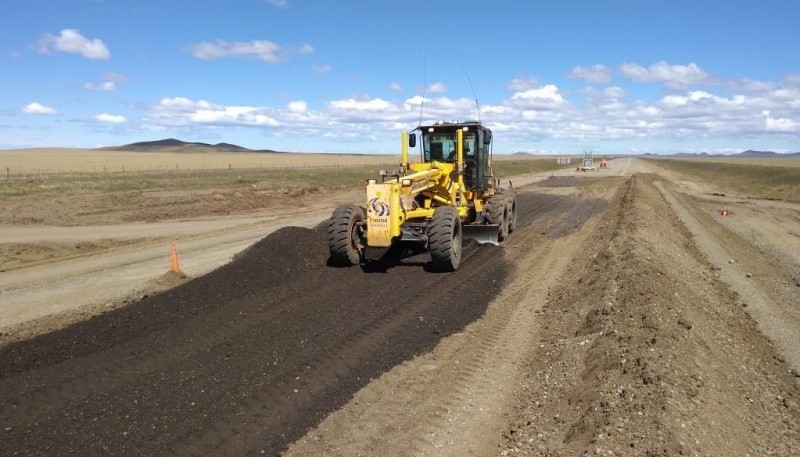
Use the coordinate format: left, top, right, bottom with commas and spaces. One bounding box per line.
327, 120, 516, 272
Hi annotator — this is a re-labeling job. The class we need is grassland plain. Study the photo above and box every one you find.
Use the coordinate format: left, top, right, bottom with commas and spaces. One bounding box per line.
645, 157, 800, 203
0, 150, 566, 270
0, 147, 568, 174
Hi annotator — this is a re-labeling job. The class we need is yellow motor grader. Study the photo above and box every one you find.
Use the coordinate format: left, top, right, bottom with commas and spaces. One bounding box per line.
327, 120, 516, 271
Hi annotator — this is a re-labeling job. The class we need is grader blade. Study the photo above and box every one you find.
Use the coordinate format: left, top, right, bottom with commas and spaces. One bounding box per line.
463, 224, 500, 246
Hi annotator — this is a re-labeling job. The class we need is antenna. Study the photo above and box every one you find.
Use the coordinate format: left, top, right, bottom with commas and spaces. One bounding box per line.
461, 63, 481, 123
419, 51, 426, 126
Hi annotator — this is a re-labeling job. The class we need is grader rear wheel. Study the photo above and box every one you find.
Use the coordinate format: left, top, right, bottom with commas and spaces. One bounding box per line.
508, 195, 518, 233
327, 205, 365, 266
428, 206, 462, 272
485, 193, 510, 241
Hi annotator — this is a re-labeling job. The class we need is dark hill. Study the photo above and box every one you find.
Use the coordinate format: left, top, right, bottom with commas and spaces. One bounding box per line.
100, 138, 279, 153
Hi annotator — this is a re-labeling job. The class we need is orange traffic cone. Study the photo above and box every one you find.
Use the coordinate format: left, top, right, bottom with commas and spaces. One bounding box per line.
170, 242, 181, 273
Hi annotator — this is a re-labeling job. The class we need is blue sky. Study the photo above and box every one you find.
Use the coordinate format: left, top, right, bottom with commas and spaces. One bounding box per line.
2, 0, 799, 154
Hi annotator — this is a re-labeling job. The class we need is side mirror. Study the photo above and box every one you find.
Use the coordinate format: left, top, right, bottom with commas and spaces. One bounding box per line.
484, 133, 492, 145
408, 134, 416, 148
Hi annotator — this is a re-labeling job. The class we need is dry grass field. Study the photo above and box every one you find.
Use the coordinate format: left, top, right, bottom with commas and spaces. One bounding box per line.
0, 148, 567, 226
0, 148, 400, 174
645, 156, 800, 203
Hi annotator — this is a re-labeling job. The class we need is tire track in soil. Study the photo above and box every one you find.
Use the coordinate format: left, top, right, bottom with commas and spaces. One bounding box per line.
0, 190, 590, 456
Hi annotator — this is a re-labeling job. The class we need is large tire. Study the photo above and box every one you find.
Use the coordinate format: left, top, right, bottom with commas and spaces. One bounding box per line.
428, 206, 462, 272
327, 205, 365, 266
508, 194, 518, 233
485, 193, 509, 241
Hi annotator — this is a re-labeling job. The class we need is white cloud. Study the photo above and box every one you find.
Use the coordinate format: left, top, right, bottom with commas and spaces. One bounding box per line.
36, 29, 110, 60
185, 40, 314, 63
190, 106, 279, 126
157, 97, 215, 110
620, 61, 711, 85
22, 102, 57, 115
603, 86, 628, 99
312, 64, 331, 74
148, 96, 283, 128
389, 82, 403, 92
95, 113, 126, 123
507, 76, 539, 91
265, 0, 288, 8
84, 81, 116, 91
330, 98, 393, 112
427, 82, 448, 94
84, 72, 130, 91
287, 100, 307, 113
509, 84, 566, 109
567, 64, 611, 83
765, 116, 800, 132
138, 69, 800, 153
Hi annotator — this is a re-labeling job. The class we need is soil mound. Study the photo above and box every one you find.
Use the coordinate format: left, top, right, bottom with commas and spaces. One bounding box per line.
0, 222, 511, 455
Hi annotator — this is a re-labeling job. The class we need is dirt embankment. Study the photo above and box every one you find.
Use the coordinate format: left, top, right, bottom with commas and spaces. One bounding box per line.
500, 175, 800, 456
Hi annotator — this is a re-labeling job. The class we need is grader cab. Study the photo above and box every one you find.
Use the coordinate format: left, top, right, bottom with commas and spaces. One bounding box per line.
327, 121, 517, 272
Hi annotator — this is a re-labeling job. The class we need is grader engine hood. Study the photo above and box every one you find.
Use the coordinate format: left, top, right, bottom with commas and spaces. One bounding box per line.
366, 182, 401, 247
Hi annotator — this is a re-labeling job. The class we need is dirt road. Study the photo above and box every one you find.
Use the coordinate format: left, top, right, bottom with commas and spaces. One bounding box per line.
2, 158, 798, 456
0, 184, 606, 456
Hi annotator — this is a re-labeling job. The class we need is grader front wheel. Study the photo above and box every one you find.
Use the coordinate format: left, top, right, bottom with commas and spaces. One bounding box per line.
428, 206, 462, 272
327, 205, 365, 266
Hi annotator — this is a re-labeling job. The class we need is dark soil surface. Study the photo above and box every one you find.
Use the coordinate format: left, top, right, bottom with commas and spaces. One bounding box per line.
0, 190, 596, 456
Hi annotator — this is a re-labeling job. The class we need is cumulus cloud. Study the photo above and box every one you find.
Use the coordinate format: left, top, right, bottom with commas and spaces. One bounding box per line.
139, 68, 800, 153
157, 97, 215, 110
764, 114, 799, 132
508, 84, 566, 109
95, 113, 126, 123
620, 61, 712, 86
567, 64, 611, 83
22, 102, 57, 115
265, 0, 288, 8
311, 64, 331, 74
427, 82, 448, 94
36, 29, 110, 60
329, 98, 394, 114
185, 39, 314, 63
83, 72, 129, 91
506, 76, 539, 91
189, 106, 279, 126
148, 96, 283, 128
287, 100, 307, 113
389, 82, 403, 92
84, 81, 116, 91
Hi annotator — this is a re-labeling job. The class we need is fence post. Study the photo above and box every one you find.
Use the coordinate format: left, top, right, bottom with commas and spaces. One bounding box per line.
5, 167, 8, 179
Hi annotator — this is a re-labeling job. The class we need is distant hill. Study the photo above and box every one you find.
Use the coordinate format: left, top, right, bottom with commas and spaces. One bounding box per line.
100, 138, 280, 153
734, 149, 800, 157
666, 149, 800, 158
